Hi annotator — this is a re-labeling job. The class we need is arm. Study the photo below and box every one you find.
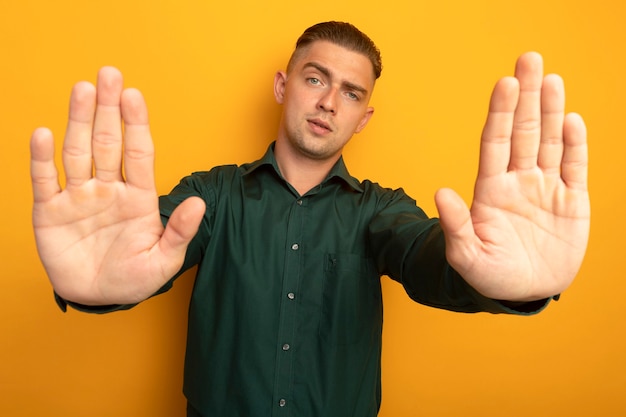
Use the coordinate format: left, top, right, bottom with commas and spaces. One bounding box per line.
30, 67, 206, 306
435, 52, 590, 302
369, 189, 550, 314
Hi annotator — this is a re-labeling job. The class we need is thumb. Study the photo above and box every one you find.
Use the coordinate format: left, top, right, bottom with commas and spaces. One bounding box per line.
158, 196, 206, 272
434, 188, 477, 268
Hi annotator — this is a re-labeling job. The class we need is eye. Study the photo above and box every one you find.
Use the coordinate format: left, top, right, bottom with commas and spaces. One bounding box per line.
307, 77, 321, 85
346, 91, 359, 101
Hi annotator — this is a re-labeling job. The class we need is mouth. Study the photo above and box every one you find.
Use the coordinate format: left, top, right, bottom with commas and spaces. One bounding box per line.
307, 118, 332, 134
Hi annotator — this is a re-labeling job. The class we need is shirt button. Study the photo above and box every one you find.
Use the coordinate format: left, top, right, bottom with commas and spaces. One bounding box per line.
282, 343, 290, 351
291, 243, 299, 251
279, 399, 287, 407
296, 199, 303, 205
287, 292, 295, 300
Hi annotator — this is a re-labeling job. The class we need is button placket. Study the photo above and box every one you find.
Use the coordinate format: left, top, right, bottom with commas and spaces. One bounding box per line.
272, 196, 305, 415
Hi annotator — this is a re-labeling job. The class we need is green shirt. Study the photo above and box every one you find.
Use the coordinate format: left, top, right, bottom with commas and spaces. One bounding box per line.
57, 143, 550, 417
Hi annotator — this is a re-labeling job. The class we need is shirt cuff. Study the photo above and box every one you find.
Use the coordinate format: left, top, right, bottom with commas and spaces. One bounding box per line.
495, 294, 559, 315
54, 291, 135, 314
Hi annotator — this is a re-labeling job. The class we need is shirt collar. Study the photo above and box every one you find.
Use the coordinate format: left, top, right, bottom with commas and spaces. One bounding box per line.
242, 142, 364, 193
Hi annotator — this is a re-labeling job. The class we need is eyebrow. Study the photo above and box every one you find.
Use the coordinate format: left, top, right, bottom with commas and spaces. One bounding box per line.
303, 62, 369, 96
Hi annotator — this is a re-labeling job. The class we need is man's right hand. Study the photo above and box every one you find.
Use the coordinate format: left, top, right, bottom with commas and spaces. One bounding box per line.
30, 67, 206, 306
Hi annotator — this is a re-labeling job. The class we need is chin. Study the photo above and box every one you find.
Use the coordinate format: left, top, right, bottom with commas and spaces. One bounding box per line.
297, 143, 339, 161
283, 130, 343, 161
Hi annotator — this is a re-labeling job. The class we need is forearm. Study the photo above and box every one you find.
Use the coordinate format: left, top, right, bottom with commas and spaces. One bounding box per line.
374, 218, 552, 315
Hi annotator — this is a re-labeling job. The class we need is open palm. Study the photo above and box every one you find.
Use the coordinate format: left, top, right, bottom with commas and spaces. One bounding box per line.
435, 52, 590, 301
30, 67, 205, 305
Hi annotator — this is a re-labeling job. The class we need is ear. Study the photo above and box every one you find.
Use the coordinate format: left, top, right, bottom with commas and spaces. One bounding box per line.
355, 107, 375, 133
274, 71, 287, 104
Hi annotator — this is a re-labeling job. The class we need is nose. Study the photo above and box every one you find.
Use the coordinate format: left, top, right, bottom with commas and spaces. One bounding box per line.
317, 88, 337, 114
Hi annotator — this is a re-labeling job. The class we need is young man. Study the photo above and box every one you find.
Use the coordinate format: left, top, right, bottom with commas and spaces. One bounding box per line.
30, 22, 589, 416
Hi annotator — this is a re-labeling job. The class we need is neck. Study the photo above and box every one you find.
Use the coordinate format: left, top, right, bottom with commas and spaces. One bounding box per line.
274, 139, 341, 196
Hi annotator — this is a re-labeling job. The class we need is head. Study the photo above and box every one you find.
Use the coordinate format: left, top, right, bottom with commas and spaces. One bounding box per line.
274, 22, 382, 163
287, 21, 382, 81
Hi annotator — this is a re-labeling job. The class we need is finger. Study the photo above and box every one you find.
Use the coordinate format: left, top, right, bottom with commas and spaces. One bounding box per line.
561, 112, 588, 190
537, 74, 565, 175
63, 81, 96, 186
510, 52, 544, 170
478, 76, 519, 178
121, 88, 155, 191
434, 188, 478, 270
157, 196, 206, 273
30, 127, 61, 203
92, 66, 124, 182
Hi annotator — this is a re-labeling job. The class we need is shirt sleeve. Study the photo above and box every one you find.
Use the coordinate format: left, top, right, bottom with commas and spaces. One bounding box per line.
367, 187, 552, 315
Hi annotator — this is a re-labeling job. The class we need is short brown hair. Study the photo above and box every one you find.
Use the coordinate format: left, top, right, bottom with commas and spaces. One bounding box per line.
287, 21, 383, 80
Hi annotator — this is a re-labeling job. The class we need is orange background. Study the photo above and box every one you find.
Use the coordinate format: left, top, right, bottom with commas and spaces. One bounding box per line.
1, 0, 624, 416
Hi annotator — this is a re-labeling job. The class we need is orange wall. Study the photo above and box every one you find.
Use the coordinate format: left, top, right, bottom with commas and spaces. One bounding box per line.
1, 1, 624, 416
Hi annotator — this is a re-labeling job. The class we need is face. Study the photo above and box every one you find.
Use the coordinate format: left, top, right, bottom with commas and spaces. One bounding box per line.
274, 41, 375, 162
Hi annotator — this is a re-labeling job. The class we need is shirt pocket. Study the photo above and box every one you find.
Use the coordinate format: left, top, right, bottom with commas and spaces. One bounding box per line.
319, 253, 382, 347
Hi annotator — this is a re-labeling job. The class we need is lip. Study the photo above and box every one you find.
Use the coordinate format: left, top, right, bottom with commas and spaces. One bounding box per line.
307, 118, 332, 134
